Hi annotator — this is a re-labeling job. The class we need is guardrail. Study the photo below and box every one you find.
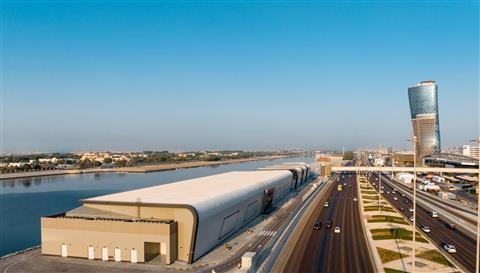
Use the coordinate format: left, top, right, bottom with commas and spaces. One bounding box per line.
246, 176, 331, 273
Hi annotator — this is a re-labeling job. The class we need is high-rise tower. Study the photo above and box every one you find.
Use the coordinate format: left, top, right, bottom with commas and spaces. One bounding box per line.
408, 81, 441, 163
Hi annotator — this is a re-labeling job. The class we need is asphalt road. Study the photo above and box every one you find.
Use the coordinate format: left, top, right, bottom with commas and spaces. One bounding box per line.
282, 172, 375, 273
366, 172, 477, 273
385, 175, 477, 226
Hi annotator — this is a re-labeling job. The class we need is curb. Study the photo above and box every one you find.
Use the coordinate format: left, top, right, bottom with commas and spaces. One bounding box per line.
356, 173, 384, 273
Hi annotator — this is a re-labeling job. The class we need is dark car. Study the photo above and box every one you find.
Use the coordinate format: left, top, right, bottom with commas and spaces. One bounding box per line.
326, 221, 333, 228
314, 222, 322, 230
446, 223, 456, 230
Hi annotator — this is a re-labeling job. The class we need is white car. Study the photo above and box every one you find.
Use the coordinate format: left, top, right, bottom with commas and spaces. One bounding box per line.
443, 244, 456, 253
386, 191, 390, 194
334, 226, 342, 233
353, 197, 358, 202
409, 208, 414, 212
421, 226, 431, 233
409, 216, 414, 221
393, 197, 398, 201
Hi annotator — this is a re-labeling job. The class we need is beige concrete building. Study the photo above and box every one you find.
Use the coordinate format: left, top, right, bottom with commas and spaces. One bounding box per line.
41, 166, 310, 265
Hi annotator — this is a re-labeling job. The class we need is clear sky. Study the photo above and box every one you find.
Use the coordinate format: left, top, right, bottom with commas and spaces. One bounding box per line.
2, 1, 479, 153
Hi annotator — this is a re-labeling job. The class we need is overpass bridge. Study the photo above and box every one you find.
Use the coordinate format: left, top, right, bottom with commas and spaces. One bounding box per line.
332, 166, 479, 174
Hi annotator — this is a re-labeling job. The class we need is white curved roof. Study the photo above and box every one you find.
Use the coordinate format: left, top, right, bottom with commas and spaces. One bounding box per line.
82, 170, 292, 218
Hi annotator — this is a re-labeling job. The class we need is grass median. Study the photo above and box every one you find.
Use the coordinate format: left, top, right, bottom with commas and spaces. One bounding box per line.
364, 206, 395, 212
371, 228, 427, 242
417, 250, 453, 266
368, 215, 409, 225
377, 247, 408, 264
362, 195, 379, 200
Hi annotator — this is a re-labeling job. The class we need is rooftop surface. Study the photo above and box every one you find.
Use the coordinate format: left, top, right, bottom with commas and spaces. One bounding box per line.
81, 170, 293, 215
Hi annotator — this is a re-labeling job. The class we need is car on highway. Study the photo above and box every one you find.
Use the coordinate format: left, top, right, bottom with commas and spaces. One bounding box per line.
334, 226, 342, 234
324, 201, 330, 207
430, 211, 438, 218
446, 223, 455, 230
393, 197, 398, 201
353, 197, 358, 202
326, 221, 333, 228
409, 216, 414, 221
386, 191, 390, 194
401, 193, 406, 197
421, 226, 431, 233
404, 200, 409, 204
314, 222, 322, 230
399, 207, 404, 211
443, 244, 457, 253
409, 207, 414, 212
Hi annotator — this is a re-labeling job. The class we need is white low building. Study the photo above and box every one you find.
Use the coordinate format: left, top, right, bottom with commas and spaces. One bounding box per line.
41, 167, 309, 264
395, 173, 414, 184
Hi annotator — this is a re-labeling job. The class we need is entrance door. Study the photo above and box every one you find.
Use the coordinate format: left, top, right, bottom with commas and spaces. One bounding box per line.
130, 249, 138, 263
114, 248, 121, 262
61, 244, 68, 257
144, 242, 160, 262
88, 246, 94, 260
102, 247, 108, 261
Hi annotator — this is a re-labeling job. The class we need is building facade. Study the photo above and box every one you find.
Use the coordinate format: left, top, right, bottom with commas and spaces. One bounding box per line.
408, 81, 441, 163
463, 144, 480, 159
41, 164, 310, 265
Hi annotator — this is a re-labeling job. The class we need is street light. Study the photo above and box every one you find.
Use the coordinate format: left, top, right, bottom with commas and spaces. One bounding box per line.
470, 137, 480, 273
407, 136, 418, 273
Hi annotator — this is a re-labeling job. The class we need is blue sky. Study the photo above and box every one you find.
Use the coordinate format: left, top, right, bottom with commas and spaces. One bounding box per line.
2, 1, 479, 153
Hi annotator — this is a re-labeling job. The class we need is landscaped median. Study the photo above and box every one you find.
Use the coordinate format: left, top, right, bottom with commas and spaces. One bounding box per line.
357, 173, 458, 273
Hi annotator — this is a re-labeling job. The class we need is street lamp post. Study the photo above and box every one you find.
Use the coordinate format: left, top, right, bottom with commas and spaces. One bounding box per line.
379, 169, 381, 213
408, 136, 418, 273
470, 137, 480, 273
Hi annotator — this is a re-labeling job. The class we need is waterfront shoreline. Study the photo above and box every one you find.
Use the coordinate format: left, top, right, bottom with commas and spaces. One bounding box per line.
0, 156, 287, 180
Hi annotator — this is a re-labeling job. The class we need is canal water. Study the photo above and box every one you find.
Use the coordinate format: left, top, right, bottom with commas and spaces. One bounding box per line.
0, 156, 312, 256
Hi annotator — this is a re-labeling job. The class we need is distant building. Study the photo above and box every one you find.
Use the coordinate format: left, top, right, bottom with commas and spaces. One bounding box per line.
463, 144, 480, 159
408, 81, 441, 164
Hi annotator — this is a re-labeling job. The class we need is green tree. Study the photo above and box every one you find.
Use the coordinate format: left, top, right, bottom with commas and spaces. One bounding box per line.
343, 151, 354, 160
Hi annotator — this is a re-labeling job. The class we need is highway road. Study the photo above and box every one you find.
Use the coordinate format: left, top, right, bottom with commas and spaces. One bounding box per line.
281, 172, 375, 273
365, 172, 477, 272
384, 175, 478, 227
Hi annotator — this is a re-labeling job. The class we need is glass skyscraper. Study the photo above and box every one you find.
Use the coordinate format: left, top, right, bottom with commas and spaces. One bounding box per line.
408, 81, 441, 162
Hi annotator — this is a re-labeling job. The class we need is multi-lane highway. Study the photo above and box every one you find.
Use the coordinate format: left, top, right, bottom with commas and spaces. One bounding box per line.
281, 172, 375, 273
365, 172, 477, 272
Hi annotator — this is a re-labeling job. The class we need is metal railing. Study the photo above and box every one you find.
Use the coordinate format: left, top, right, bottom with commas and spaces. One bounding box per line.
246, 177, 329, 273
